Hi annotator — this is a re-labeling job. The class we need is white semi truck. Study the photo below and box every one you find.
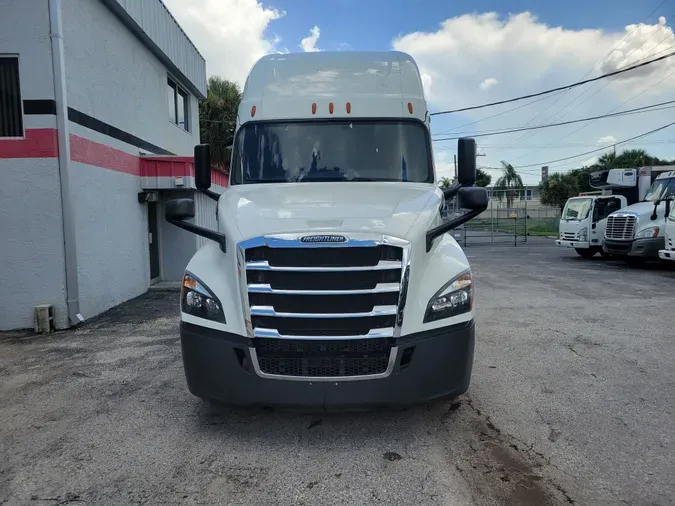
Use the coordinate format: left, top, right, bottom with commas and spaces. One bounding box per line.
556, 166, 674, 260
603, 169, 675, 264
163, 51, 488, 408
658, 199, 675, 261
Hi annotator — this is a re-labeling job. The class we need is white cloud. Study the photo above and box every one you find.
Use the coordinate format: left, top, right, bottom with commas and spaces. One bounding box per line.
479, 77, 498, 90
161, 0, 284, 85
394, 12, 675, 184
597, 135, 617, 145
301, 26, 321, 52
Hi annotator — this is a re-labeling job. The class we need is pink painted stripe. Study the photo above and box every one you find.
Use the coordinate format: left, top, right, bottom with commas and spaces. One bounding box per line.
0, 129, 58, 159
70, 134, 141, 176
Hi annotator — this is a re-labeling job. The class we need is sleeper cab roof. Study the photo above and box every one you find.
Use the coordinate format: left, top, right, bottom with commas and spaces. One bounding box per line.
239, 51, 428, 122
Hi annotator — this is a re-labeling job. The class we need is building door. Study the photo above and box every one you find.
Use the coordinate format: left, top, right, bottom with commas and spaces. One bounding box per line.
148, 202, 160, 281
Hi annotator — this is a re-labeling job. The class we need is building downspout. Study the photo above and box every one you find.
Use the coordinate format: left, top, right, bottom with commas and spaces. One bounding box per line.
49, 0, 83, 327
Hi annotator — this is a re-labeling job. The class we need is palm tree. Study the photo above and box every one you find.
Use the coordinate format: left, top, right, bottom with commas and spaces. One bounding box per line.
597, 152, 616, 170
439, 177, 453, 188
494, 161, 524, 208
199, 77, 242, 172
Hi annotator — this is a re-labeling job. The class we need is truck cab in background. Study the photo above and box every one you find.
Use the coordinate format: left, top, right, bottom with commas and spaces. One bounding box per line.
162, 51, 488, 409
658, 198, 675, 262
603, 169, 675, 264
557, 193, 626, 258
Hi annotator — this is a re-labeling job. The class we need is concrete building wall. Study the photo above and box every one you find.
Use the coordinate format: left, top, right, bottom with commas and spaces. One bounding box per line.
0, 0, 69, 330
54, 0, 201, 321
61, 0, 199, 157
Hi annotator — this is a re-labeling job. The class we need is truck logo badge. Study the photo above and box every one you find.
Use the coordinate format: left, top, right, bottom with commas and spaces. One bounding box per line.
299, 235, 347, 243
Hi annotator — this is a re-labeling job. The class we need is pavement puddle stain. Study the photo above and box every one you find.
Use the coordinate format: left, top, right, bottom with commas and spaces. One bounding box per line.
440, 396, 575, 505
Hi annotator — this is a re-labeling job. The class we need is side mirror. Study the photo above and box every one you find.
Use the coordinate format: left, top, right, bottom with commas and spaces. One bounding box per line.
194, 144, 211, 190
164, 197, 227, 253
165, 198, 195, 221
457, 138, 477, 186
457, 186, 488, 211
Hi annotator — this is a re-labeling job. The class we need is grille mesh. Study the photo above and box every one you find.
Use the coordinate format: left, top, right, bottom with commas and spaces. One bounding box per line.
606, 215, 636, 240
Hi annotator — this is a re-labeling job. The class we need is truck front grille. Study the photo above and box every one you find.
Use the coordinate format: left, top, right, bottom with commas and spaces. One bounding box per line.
254, 338, 391, 377
561, 232, 577, 240
239, 235, 409, 379
606, 215, 636, 240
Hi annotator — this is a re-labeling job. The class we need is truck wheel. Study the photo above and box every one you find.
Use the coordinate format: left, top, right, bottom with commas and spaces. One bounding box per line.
575, 248, 596, 258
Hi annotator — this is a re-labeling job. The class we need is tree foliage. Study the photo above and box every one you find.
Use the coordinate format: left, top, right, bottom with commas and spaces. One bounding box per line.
439, 177, 453, 188
539, 172, 579, 211
494, 161, 524, 207
476, 168, 491, 187
199, 77, 242, 172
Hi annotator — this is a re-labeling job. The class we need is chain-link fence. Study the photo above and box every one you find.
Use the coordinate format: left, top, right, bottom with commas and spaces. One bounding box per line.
445, 188, 562, 246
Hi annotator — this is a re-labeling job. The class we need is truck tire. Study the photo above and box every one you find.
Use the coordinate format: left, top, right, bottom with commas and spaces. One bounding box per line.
575, 248, 596, 258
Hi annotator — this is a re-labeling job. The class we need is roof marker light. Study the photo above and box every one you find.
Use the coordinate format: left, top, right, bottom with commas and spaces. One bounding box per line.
251, 105, 256, 117
312, 103, 317, 114
329, 102, 334, 114
346, 102, 351, 113
408, 102, 413, 114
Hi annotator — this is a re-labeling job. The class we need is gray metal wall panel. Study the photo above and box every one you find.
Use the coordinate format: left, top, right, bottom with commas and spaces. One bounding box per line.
194, 191, 218, 249
159, 190, 199, 281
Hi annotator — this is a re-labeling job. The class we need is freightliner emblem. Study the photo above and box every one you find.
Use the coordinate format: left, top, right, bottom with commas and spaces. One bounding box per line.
299, 235, 347, 243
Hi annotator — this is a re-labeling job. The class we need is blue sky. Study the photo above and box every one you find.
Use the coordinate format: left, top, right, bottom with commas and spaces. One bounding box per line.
165, 0, 675, 184
269, 0, 651, 52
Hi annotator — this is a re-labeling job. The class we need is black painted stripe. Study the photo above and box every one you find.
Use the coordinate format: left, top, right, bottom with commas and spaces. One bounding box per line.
23, 99, 57, 115
67, 108, 173, 155
21, 98, 174, 155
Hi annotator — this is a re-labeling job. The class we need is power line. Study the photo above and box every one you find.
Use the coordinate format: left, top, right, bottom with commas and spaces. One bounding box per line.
429, 50, 675, 116
507, 15, 675, 158
431, 101, 675, 141
499, 1, 671, 147
430, 91, 568, 137
505, 119, 675, 170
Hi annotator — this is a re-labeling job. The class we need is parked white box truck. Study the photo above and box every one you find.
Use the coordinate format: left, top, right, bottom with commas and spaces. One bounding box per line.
163, 51, 488, 409
556, 166, 674, 261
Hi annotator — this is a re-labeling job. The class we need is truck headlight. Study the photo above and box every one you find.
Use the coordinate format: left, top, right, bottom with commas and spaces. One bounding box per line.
636, 226, 659, 239
181, 272, 225, 323
578, 227, 588, 241
424, 271, 473, 323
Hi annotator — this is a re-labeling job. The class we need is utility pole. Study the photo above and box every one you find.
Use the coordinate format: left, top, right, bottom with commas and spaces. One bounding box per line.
453, 155, 457, 180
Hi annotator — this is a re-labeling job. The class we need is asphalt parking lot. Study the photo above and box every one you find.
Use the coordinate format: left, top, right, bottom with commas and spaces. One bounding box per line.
1, 238, 673, 505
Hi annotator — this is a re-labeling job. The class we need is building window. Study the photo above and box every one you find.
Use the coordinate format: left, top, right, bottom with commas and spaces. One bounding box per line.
0, 57, 23, 137
526, 189, 533, 201
167, 76, 189, 132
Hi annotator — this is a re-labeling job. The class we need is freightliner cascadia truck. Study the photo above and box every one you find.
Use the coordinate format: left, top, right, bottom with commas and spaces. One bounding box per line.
164, 51, 488, 409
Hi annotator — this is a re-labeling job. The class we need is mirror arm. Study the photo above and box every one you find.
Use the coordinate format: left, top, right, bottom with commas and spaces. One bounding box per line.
650, 201, 659, 221
167, 218, 227, 253
426, 207, 486, 252
201, 188, 221, 202
442, 182, 462, 200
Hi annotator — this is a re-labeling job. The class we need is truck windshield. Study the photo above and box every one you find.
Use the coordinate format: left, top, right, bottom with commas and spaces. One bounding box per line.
231, 120, 433, 184
643, 177, 675, 202
562, 198, 592, 221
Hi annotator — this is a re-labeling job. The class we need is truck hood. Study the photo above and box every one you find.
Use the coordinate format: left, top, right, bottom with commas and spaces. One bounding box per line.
218, 182, 441, 241
611, 201, 659, 216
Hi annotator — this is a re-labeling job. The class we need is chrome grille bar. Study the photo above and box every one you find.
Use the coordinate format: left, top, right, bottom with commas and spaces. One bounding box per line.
247, 283, 400, 295
245, 260, 403, 272
253, 327, 394, 340
250, 305, 398, 318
